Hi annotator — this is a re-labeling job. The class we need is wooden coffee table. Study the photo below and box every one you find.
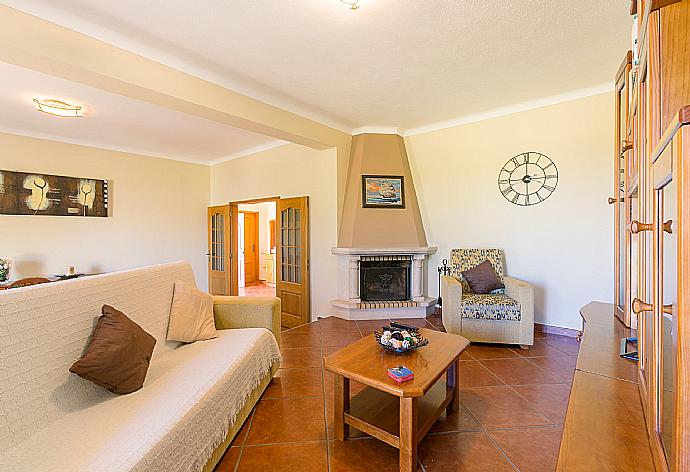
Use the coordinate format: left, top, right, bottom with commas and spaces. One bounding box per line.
324, 327, 469, 472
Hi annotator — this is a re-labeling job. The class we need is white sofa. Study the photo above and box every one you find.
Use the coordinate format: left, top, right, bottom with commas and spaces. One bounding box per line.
0, 262, 282, 472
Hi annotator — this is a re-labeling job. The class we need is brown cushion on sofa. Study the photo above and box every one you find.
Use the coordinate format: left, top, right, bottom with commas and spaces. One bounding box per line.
461, 260, 504, 294
69, 305, 156, 394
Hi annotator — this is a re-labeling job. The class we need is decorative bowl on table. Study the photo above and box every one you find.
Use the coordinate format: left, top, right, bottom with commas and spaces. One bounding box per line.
374, 323, 429, 354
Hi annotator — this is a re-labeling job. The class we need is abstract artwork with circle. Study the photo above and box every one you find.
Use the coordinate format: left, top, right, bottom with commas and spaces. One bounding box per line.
498, 152, 558, 206
0, 170, 109, 217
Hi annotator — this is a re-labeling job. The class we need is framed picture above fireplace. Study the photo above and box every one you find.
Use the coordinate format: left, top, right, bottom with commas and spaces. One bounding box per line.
361, 175, 405, 209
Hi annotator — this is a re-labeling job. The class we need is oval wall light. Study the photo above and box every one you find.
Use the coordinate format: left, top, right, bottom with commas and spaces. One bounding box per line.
341, 0, 360, 10
33, 99, 84, 118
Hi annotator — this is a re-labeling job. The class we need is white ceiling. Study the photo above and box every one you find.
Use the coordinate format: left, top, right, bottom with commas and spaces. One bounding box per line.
0, 62, 283, 164
1, 0, 631, 133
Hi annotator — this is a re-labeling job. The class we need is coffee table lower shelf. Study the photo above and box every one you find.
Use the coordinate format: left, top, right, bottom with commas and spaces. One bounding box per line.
343, 379, 453, 449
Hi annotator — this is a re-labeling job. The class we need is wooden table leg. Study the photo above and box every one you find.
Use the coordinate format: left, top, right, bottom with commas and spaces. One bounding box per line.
399, 396, 418, 472
446, 356, 460, 414
334, 374, 350, 441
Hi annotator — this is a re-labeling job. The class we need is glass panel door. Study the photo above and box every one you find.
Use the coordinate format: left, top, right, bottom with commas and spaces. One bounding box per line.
657, 150, 677, 464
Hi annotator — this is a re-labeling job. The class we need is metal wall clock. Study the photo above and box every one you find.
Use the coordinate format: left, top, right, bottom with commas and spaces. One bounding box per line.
498, 152, 558, 206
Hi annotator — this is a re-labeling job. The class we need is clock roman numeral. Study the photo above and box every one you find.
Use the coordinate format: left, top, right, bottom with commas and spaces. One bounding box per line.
501, 186, 512, 197
545, 174, 557, 179
498, 179, 510, 184
543, 184, 555, 192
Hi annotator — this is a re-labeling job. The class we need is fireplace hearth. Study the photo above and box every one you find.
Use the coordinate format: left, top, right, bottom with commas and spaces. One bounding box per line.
360, 257, 411, 302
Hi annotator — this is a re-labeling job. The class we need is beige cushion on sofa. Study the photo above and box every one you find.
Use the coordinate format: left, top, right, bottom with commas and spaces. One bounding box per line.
167, 281, 218, 342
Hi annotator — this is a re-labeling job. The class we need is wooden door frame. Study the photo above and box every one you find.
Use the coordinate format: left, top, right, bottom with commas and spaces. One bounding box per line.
239, 210, 260, 284
228, 197, 280, 296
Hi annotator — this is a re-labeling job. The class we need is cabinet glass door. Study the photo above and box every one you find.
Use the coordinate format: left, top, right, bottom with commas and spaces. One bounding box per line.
656, 142, 677, 465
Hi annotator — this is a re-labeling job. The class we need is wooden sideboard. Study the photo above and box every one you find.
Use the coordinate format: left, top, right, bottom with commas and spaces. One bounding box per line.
557, 302, 654, 470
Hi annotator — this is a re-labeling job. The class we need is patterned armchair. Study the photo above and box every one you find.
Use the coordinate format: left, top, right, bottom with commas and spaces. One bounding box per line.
441, 249, 534, 348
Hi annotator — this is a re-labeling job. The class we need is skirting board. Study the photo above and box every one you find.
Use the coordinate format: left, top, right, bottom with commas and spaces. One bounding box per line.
534, 322, 581, 339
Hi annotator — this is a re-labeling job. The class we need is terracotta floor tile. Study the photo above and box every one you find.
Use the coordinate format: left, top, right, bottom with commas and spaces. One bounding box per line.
418, 431, 514, 471
488, 426, 563, 472
459, 386, 552, 428
320, 329, 363, 347
428, 403, 482, 433
317, 316, 358, 331
458, 360, 505, 388
282, 322, 320, 335
229, 410, 253, 447
527, 355, 577, 382
459, 350, 475, 360
480, 358, 562, 385
281, 330, 322, 348
426, 313, 444, 328
465, 343, 520, 360
215, 446, 242, 471
321, 345, 343, 359
512, 383, 572, 423
325, 395, 368, 440
238, 442, 328, 472
329, 438, 422, 472
355, 319, 391, 331
540, 334, 581, 355
510, 339, 569, 357
247, 397, 326, 444
390, 318, 434, 329
263, 367, 324, 398
280, 346, 324, 368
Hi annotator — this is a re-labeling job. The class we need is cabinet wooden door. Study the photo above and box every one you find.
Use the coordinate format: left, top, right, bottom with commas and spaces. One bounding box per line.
208, 205, 231, 295
613, 51, 633, 326
647, 109, 689, 472
276, 197, 310, 328
242, 211, 259, 284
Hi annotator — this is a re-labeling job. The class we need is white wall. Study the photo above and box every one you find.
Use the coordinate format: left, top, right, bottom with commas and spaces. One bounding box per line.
0, 132, 210, 289
239, 201, 276, 282
406, 93, 614, 329
211, 144, 338, 320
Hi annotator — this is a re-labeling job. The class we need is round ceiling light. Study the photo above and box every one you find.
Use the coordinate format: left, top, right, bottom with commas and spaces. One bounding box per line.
33, 99, 84, 118
341, 0, 360, 10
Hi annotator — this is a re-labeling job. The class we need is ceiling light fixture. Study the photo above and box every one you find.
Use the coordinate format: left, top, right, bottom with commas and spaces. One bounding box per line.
341, 0, 360, 11
33, 99, 83, 118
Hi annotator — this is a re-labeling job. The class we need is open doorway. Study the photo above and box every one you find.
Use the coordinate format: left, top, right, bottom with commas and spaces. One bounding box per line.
207, 196, 311, 328
238, 201, 276, 297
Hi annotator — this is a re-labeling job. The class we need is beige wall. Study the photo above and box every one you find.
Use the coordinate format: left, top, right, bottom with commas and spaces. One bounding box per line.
406, 93, 614, 329
338, 134, 427, 247
211, 144, 338, 320
0, 132, 210, 288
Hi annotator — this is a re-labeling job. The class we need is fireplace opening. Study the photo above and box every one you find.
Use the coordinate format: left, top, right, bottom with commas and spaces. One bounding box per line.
360, 257, 411, 302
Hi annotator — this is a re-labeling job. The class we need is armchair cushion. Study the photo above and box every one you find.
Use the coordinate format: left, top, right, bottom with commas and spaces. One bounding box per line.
459, 293, 521, 322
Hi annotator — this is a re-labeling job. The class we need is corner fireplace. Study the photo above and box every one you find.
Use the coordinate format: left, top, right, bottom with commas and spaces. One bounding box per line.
360, 256, 411, 302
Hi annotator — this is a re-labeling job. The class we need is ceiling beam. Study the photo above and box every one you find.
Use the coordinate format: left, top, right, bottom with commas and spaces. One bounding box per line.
0, 4, 350, 151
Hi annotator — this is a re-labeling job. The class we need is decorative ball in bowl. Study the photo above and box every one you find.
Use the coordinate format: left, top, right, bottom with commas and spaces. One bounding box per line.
374, 325, 429, 354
